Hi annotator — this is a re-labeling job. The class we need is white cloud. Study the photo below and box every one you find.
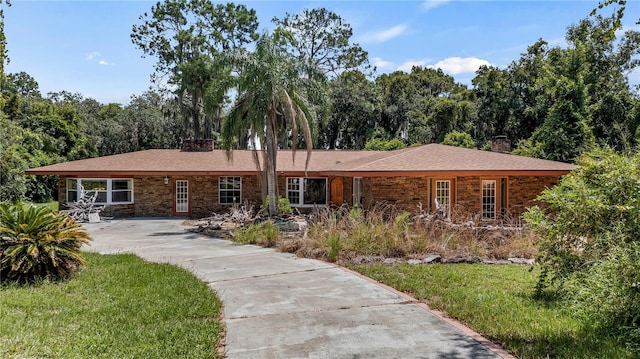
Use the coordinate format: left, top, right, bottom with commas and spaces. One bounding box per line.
360, 24, 408, 43
423, 0, 451, 11
397, 59, 429, 73
98, 60, 113, 66
372, 57, 395, 71
427, 57, 491, 75
85, 51, 100, 60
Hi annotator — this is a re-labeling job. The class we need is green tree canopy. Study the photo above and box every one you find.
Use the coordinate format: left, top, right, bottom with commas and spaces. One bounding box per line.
272, 8, 370, 77
132, 0, 258, 140
442, 131, 475, 148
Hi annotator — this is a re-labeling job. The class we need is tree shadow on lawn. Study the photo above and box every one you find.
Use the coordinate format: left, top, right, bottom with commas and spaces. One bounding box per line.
510, 290, 633, 358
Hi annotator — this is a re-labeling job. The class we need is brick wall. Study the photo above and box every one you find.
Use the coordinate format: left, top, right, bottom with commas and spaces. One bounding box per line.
343, 177, 353, 206
186, 175, 263, 217
57, 174, 562, 219
133, 176, 174, 217
456, 176, 482, 218
57, 177, 66, 210
508, 175, 560, 217
58, 175, 264, 218
359, 175, 561, 218
362, 177, 431, 212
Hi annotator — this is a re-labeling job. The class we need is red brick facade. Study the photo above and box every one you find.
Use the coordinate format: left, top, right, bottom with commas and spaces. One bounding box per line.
358, 175, 560, 220
507, 175, 560, 216
59, 175, 262, 218
58, 173, 561, 219
361, 177, 431, 212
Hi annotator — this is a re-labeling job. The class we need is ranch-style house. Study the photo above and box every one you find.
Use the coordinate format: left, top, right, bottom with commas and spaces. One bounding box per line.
26, 141, 577, 221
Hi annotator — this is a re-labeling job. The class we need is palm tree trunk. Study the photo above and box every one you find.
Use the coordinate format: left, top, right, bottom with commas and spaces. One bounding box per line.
265, 109, 279, 216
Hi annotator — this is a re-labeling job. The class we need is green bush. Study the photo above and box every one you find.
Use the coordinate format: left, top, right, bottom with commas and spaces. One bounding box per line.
326, 233, 341, 263
263, 195, 292, 214
232, 220, 279, 247
0, 202, 91, 284
394, 211, 411, 229
525, 148, 640, 342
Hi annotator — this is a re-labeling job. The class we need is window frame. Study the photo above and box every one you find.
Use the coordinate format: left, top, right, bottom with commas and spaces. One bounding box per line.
219, 176, 242, 205
482, 179, 497, 220
431, 178, 455, 218
480, 178, 505, 221
66, 178, 134, 205
286, 177, 328, 207
175, 179, 189, 213
435, 179, 451, 217
353, 177, 363, 208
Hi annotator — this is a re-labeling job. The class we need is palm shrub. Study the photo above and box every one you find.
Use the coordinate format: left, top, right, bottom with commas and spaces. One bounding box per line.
0, 202, 91, 284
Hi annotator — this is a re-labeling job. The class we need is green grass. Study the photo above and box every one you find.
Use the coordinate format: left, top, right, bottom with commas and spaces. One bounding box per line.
26, 201, 58, 211
353, 264, 633, 358
0, 252, 223, 359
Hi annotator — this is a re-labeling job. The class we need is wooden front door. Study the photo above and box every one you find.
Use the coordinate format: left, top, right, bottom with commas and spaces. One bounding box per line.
330, 177, 344, 206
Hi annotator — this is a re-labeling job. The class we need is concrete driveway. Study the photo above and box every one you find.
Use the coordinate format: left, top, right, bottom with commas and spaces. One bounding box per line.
83, 218, 512, 359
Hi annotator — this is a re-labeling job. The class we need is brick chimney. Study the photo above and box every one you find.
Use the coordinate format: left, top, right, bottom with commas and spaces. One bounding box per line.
181, 139, 214, 152
491, 135, 511, 153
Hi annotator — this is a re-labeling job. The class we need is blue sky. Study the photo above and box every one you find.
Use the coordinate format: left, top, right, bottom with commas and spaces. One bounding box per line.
4, 0, 639, 104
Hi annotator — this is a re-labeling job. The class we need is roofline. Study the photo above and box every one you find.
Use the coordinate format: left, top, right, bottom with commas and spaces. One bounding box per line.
319, 170, 574, 177
26, 169, 574, 177
24, 170, 261, 177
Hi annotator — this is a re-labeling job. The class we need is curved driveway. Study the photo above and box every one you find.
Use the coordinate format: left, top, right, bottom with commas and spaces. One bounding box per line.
84, 218, 511, 359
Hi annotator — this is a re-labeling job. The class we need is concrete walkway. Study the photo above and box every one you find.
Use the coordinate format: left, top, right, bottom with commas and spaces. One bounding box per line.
83, 218, 511, 359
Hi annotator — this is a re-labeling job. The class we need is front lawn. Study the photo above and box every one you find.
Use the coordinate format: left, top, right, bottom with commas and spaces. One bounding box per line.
33, 200, 59, 211
0, 252, 223, 359
353, 264, 633, 358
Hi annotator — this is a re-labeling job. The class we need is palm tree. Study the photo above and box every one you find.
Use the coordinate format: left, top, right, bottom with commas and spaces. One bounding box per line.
222, 30, 323, 216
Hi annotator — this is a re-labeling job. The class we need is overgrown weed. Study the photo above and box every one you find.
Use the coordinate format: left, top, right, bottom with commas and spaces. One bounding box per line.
277, 203, 536, 263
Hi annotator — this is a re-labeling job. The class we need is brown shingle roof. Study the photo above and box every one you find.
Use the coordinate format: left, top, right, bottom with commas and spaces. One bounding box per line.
324, 144, 578, 174
25, 149, 379, 176
25, 144, 577, 176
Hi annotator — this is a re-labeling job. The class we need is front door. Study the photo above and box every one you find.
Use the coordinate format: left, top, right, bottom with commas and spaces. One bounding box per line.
330, 177, 344, 206
174, 180, 189, 215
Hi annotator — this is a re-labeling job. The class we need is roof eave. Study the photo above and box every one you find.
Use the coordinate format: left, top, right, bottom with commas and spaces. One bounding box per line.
320, 169, 576, 177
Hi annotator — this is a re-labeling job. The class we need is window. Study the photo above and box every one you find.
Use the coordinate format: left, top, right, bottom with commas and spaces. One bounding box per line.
482, 180, 497, 220
435, 180, 451, 217
219, 176, 241, 204
353, 177, 363, 207
66, 178, 134, 204
112, 179, 133, 203
287, 178, 301, 205
66, 179, 78, 202
287, 178, 327, 206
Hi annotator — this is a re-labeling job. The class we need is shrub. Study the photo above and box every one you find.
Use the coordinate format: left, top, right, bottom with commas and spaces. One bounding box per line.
263, 195, 292, 214
326, 233, 341, 263
0, 202, 91, 284
232, 220, 278, 247
525, 148, 640, 340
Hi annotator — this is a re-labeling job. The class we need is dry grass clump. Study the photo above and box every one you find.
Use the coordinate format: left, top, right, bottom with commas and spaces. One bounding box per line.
277, 203, 537, 263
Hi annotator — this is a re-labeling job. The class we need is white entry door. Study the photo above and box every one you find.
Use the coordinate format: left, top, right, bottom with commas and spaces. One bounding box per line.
175, 180, 189, 214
